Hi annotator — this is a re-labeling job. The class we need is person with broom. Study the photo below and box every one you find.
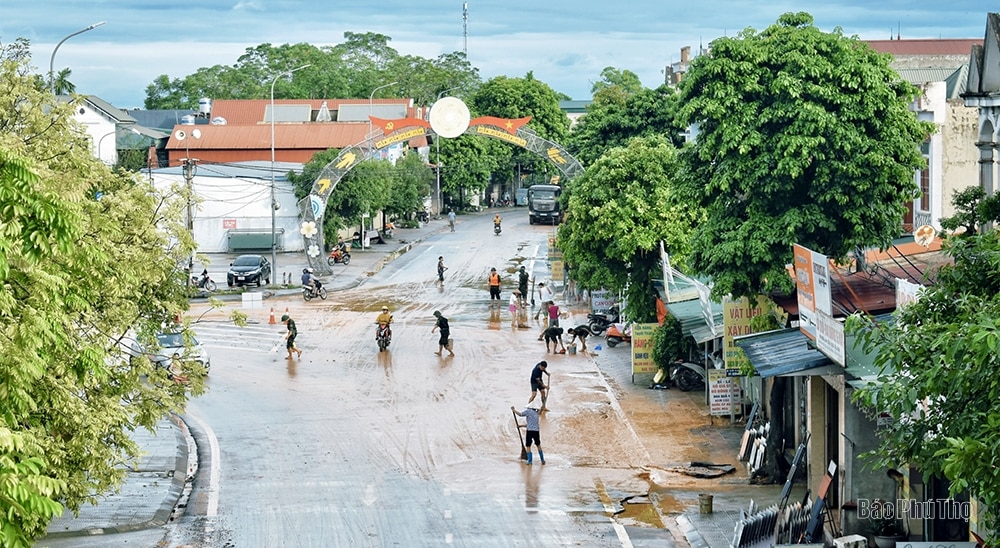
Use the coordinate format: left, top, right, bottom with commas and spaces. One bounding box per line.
511, 405, 545, 465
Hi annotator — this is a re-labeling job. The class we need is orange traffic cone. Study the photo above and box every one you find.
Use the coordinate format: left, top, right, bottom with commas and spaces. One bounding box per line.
268, 307, 276, 325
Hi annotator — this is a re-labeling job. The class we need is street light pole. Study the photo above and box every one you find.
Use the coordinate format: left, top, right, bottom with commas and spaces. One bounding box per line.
368, 81, 398, 159
270, 64, 311, 287
49, 21, 106, 92
433, 88, 459, 217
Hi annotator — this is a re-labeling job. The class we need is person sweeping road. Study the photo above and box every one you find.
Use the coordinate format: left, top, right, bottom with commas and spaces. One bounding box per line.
511, 405, 545, 465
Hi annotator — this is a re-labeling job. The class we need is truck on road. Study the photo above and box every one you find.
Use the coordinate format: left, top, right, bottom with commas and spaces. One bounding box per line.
527, 185, 563, 225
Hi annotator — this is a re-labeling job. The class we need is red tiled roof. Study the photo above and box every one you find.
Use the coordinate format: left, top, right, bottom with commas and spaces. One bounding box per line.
210, 98, 415, 126
865, 39, 982, 56
165, 123, 369, 150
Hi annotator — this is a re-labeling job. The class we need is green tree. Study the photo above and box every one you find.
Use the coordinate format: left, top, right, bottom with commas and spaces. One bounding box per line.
568, 84, 685, 166
1, 49, 201, 545
939, 186, 1000, 236
590, 66, 644, 97
558, 136, 701, 322
674, 12, 932, 300
468, 73, 570, 197
143, 34, 481, 110
849, 230, 1000, 542
385, 152, 433, 218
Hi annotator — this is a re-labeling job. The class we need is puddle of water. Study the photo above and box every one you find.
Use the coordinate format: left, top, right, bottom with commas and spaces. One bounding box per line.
616, 494, 664, 528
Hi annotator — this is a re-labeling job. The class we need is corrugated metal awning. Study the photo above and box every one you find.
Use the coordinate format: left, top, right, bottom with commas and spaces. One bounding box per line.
665, 298, 722, 343
735, 328, 840, 378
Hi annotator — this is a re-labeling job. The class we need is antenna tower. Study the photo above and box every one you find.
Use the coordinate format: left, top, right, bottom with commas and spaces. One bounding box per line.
463, 2, 469, 55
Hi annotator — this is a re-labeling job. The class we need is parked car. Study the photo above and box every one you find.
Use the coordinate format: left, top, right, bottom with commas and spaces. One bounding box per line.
227, 254, 271, 287
129, 331, 211, 374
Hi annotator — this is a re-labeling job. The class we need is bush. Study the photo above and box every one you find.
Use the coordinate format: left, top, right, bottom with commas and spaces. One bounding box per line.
651, 315, 685, 367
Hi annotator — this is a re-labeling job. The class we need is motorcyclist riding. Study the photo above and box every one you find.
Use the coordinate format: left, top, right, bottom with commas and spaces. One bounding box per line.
301, 267, 322, 295
376, 306, 393, 339
493, 213, 502, 234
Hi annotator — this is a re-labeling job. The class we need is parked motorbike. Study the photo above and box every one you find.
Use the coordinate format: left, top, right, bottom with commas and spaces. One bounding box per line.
650, 361, 707, 392
302, 284, 328, 301
671, 361, 707, 392
375, 322, 392, 352
587, 305, 621, 335
327, 246, 352, 266
605, 322, 632, 347
190, 273, 217, 291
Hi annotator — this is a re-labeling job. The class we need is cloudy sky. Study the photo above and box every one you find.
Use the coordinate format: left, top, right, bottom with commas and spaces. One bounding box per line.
1, 1, 993, 108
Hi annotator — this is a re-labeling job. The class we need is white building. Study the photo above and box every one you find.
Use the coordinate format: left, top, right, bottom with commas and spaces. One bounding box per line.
150, 161, 304, 253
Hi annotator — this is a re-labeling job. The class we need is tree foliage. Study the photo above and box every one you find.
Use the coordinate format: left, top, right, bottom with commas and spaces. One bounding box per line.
467, 73, 570, 187
849, 230, 1000, 541
1, 46, 201, 545
287, 150, 430, 245
144, 33, 480, 110
590, 66, 644, 97
568, 83, 686, 166
675, 12, 932, 300
939, 186, 1000, 236
558, 136, 701, 322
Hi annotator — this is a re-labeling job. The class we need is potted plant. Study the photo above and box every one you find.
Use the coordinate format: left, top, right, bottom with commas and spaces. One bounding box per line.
867, 500, 906, 547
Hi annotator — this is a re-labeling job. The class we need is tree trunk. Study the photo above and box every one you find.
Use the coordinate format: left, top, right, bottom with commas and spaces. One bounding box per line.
762, 376, 788, 484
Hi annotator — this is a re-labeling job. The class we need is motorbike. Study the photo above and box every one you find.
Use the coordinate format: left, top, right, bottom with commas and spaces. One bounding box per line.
302, 284, 328, 301
375, 322, 392, 352
605, 322, 632, 348
587, 305, 621, 335
190, 273, 217, 291
494, 223, 502, 235
672, 361, 707, 391
327, 246, 352, 266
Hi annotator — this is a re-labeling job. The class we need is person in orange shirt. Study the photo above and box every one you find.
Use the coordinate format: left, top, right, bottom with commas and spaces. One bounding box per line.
488, 267, 502, 308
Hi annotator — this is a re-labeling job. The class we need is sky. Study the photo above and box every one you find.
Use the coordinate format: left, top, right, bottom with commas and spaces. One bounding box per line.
1, 1, 995, 109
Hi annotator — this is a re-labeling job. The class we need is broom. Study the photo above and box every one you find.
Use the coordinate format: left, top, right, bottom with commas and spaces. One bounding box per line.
512, 409, 528, 460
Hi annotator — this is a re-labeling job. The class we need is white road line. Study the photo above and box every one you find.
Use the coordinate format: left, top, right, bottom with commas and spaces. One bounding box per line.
186, 412, 220, 516
595, 477, 634, 548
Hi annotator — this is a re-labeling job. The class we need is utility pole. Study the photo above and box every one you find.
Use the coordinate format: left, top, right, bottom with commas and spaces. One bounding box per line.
181, 157, 198, 285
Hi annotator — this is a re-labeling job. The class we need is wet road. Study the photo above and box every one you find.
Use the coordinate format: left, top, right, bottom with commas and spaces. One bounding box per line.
171, 212, 667, 547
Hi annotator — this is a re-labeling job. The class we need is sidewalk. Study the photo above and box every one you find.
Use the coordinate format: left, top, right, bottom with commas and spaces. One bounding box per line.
43, 211, 792, 545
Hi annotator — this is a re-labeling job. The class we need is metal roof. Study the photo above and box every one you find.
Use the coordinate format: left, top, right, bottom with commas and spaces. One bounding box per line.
665, 298, 722, 343
164, 123, 370, 150
209, 98, 417, 126
735, 328, 839, 378
866, 39, 982, 56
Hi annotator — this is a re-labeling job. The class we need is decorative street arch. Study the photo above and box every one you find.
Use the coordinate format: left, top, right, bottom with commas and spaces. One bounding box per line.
296, 98, 583, 273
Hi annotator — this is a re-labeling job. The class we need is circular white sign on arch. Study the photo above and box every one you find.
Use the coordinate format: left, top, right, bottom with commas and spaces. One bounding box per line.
429, 97, 471, 138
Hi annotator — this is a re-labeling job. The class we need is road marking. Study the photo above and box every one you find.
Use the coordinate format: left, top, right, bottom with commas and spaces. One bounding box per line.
595, 477, 634, 548
186, 412, 220, 516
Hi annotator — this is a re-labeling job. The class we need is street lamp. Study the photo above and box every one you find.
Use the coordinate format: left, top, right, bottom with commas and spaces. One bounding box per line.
49, 21, 106, 92
270, 63, 311, 287
434, 88, 460, 216
95, 126, 139, 165
368, 81, 398, 158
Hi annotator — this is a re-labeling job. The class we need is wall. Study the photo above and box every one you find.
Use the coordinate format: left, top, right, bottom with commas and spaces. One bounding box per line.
941, 99, 981, 221
152, 173, 303, 253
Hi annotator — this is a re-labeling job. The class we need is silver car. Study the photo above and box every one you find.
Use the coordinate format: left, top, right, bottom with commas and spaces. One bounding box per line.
130, 332, 211, 373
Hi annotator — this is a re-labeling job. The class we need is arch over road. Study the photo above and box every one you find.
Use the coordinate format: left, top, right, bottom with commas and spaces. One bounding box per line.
296, 103, 583, 273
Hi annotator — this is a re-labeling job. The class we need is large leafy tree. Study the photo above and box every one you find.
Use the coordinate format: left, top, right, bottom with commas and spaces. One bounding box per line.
1, 41, 201, 545
850, 197, 1000, 542
144, 33, 481, 110
468, 73, 570, 189
558, 136, 701, 321
675, 12, 932, 300
568, 84, 685, 166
